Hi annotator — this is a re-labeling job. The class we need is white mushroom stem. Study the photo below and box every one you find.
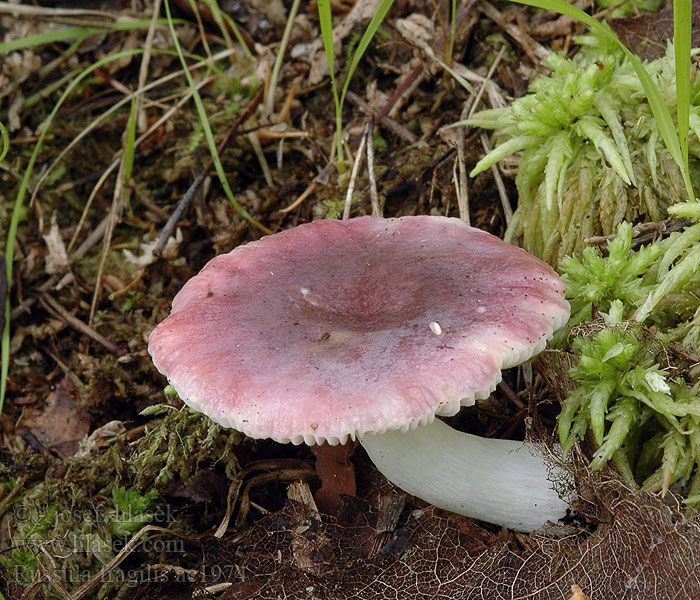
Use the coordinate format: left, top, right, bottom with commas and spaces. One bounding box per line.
360, 419, 571, 532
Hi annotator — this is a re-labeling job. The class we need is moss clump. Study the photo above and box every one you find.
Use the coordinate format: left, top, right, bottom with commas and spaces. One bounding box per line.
555, 216, 700, 506
0, 408, 242, 598
468, 39, 699, 266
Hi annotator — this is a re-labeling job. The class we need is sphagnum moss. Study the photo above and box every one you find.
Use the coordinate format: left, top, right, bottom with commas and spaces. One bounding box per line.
468, 39, 699, 265
557, 219, 700, 507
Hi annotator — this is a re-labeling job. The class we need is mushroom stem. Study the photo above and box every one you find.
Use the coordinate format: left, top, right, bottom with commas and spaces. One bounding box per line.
360, 419, 571, 532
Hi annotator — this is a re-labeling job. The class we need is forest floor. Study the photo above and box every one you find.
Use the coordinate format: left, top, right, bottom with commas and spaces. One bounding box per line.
1, 1, 699, 599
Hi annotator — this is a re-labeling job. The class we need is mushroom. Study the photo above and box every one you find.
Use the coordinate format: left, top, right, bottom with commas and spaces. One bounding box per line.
148, 216, 571, 531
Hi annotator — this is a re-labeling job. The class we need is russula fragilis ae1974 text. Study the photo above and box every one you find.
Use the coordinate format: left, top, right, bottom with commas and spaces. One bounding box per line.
149, 216, 572, 531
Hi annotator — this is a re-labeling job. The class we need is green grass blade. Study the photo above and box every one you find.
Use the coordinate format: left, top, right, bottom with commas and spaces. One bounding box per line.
13, 68, 82, 115
340, 0, 394, 107
674, 0, 691, 176
338, 0, 394, 166
0, 27, 104, 53
1, 298, 7, 421
198, 0, 255, 63
317, 0, 343, 165
510, 0, 694, 202
448, 0, 457, 64
318, 0, 394, 169
266, 0, 303, 115
1, 47, 145, 415
163, 0, 271, 233
111, 18, 188, 32
0, 121, 8, 163
0, 20, 186, 54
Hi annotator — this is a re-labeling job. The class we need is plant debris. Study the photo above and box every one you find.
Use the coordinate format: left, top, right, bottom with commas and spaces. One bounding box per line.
2, 0, 700, 598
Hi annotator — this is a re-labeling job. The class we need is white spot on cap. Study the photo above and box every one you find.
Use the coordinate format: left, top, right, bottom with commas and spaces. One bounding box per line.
430, 321, 442, 335
477, 306, 486, 313
300, 287, 318, 306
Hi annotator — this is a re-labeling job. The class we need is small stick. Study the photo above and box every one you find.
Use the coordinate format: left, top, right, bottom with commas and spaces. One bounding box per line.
108, 266, 146, 300
369, 494, 407, 557
342, 129, 367, 220
497, 380, 525, 409
365, 119, 381, 217
248, 130, 273, 187
89, 130, 130, 326
135, 0, 162, 133
479, 1, 549, 63
346, 91, 417, 144
214, 478, 243, 538
0, 1, 116, 20
39, 293, 124, 356
68, 525, 174, 600
280, 181, 318, 214
153, 170, 207, 256
455, 103, 470, 225
38, 547, 72, 600
583, 218, 690, 246
0, 474, 28, 520
153, 87, 264, 256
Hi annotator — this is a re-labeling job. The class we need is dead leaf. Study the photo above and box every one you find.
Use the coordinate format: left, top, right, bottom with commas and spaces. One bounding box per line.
131, 477, 700, 599
249, 0, 287, 26
395, 14, 435, 48
610, 2, 700, 61
123, 228, 182, 266
74, 420, 125, 458
16, 378, 91, 457
568, 584, 590, 600
42, 213, 69, 275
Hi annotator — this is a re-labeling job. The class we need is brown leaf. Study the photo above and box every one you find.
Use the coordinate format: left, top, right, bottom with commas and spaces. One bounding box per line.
161, 480, 698, 599
16, 378, 91, 457
610, 1, 700, 61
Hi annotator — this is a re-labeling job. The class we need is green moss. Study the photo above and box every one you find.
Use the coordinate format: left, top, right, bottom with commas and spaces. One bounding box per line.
1, 408, 242, 597
468, 39, 699, 265
559, 303, 700, 500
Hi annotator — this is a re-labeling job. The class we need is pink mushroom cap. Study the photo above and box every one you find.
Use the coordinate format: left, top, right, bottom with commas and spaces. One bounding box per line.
148, 216, 570, 445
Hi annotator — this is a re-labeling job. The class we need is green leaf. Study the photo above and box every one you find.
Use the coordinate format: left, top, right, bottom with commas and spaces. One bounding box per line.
674, 0, 692, 181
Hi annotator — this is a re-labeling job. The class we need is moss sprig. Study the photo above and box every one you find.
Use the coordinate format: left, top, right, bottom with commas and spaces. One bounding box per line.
560, 221, 661, 328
